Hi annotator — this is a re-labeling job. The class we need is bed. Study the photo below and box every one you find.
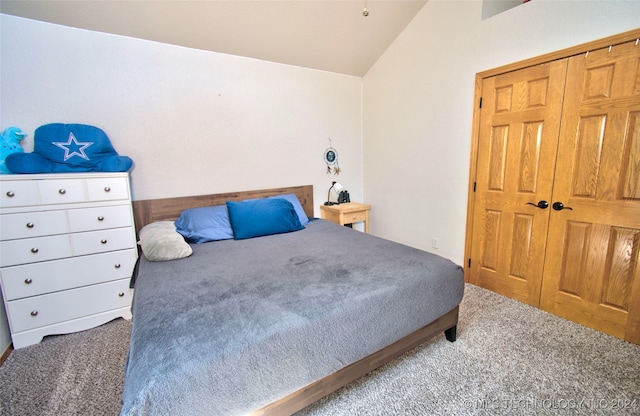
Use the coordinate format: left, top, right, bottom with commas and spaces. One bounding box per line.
121, 185, 464, 415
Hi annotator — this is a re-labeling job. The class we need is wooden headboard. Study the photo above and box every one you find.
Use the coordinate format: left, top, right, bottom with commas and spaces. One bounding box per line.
131, 185, 314, 236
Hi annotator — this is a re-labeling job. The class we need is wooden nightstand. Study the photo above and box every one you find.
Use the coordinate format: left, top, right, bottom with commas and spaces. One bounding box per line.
320, 202, 371, 233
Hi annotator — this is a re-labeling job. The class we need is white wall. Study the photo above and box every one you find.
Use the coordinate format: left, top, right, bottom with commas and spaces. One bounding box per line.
0, 15, 364, 209
0, 14, 363, 352
363, 0, 640, 264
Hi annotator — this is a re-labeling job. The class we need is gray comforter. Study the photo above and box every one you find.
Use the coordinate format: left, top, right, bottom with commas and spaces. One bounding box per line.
121, 219, 464, 415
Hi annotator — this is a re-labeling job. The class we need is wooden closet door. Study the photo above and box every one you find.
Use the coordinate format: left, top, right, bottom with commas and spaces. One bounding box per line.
469, 60, 568, 306
540, 40, 640, 343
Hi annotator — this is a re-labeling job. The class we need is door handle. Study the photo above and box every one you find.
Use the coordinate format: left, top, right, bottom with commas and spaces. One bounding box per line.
552, 201, 573, 211
526, 200, 549, 209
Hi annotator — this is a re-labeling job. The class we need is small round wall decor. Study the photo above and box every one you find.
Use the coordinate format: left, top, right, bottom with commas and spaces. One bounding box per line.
324, 139, 341, 175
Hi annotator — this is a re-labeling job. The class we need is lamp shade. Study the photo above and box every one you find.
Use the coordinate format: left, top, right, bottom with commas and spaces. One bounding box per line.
333, 182, 345, 193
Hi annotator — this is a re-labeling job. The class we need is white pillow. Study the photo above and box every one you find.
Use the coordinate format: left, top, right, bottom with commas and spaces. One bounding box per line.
138, 221, 193, 261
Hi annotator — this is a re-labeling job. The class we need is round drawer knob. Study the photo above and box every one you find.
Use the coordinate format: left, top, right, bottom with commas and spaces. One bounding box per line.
118, 292, 125, 297
97, 216, 105, 221
30, 311, 38, 317
6, 191, 15, 198
114, 263, 121, 269
104, 186, 111, 192
24, 278, 33, 284
58, 188, 66, 195
101, 239, 108, 244
26, 222, 35, 228
31, 247, 39, 254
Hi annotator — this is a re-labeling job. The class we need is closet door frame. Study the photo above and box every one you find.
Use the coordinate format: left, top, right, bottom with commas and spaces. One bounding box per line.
464, 28, 640, 285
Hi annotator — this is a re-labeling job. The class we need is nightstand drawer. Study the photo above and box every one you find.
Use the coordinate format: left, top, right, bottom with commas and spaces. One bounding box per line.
1, 249, 137, 300
346, 211, 367, 223
6, 278, 132, 333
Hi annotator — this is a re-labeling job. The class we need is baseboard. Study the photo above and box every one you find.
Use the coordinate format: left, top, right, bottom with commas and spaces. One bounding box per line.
0, 343, 13, 366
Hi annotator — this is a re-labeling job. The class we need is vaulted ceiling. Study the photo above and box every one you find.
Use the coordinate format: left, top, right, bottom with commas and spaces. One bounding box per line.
0, 0, 427, 77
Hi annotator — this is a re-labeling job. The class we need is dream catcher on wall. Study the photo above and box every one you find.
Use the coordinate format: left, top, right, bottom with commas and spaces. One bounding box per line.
324, 138, 341, 175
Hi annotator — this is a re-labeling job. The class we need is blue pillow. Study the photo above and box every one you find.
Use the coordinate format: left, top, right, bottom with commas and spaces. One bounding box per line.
268, 193, 309, 226
226, 198, 304, 240
174, 205, 234, 243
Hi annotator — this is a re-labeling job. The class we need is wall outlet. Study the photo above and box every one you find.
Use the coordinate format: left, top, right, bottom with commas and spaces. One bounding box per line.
432, 237, 439, 249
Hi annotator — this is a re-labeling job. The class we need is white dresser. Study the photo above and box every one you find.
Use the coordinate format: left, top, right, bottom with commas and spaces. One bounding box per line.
0, 172, 137, 349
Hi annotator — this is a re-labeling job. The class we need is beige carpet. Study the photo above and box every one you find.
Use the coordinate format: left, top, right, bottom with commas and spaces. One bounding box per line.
1, 284, 638, 415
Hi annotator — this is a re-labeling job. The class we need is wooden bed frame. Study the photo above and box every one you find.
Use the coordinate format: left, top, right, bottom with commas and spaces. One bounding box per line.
132, 184, 314, 237
130, 184, 459, 415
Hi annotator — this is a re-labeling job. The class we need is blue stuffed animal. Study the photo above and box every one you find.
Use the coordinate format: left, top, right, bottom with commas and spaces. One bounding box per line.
0, 127, 26, 174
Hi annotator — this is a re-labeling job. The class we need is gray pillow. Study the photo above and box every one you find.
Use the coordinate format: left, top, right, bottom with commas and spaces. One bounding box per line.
138, 221, 193, 261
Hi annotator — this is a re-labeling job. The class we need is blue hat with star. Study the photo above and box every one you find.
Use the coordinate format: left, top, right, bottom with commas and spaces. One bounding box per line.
6, 123, 133, 173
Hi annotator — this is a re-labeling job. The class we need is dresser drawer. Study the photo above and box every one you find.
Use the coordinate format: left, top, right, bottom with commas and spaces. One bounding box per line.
86, 176, 130, 202
0, 210, 69, 240
0, 180, 39, 208
1, 249, 138, 300
6, 278, 132, 333
37, 178, 86, 205
0, 235, 72, 267
68, 205, 133, 232
70, 227, 136, 256
1, 175, 130, 210
0, 205, 133, 241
